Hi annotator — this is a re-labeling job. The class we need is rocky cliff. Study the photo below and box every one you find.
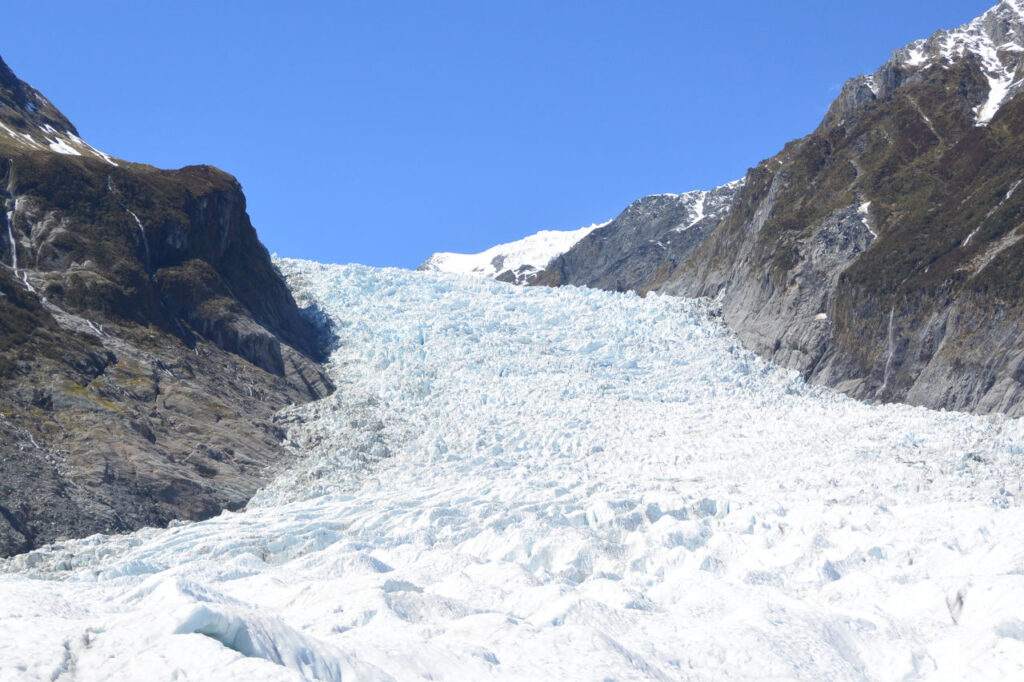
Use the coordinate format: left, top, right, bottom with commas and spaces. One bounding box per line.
536, 0, 1024, 417
533, 181, 742, 293
0, 56, 333, 556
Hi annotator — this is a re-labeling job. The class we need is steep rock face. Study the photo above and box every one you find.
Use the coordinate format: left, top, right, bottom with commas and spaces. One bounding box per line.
0, 56, 333, 555
534, 182, 742, 293
539, 1, 1024, 417
664, 1, 1024, 415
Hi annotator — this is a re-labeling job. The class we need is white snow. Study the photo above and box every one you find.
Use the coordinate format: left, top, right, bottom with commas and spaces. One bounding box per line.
904, 44, 929, 67
963, 178, 1023, 247
0, 122, 43, 150
890, 2, 1024, 126
420, 223, 605, 281
66, 133, 118, 166
45, 137, 82, 156
0, 119, 117, 165
2, 260, 1023, 680
864, 74, 880, 96
669, 190, 707, 232
1006, 0, 1024, 20
974, 49, 1016, 125
858, 200, 878, 239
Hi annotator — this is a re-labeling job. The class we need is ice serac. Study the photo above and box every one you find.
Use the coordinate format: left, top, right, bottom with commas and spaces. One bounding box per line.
538, 1, 1024, 417
418, 223, 604, 285
0, 54, 334, 556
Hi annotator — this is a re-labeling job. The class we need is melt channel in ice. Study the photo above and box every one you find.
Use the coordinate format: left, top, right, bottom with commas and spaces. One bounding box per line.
2, 260, 1024, 681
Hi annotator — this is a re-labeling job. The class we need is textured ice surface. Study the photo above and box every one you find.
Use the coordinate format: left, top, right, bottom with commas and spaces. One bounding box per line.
2, 261, 1024, 680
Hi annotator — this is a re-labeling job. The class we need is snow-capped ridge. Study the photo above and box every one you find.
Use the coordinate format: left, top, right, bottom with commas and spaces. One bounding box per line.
667, 181, 743, 233
840, 1, 1024, 125
418, 221, 607, 284
531, 177, 746, 292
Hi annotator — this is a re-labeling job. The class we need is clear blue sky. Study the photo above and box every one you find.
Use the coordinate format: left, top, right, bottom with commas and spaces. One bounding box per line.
2, 1, 996, 268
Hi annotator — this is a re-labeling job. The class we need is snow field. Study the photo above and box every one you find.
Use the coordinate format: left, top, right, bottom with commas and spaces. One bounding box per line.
419, 223, 603, 280
1, 260, 1023, 680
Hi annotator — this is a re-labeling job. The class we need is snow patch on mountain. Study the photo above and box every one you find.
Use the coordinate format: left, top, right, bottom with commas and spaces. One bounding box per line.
0, 115, 117, 165
667, 180, 744, 234
663, 190, 706, 232
419, 222, 606, 284
891, 0, 1024, 125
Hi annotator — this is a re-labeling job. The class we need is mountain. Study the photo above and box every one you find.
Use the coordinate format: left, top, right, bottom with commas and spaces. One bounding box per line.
533, 181, 743, 292
525, 0, 1024, 417
418, 223, 605, 284
0, 56, 333, 556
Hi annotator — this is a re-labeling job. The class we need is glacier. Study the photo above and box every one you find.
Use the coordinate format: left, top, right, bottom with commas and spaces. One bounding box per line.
2, 260, 1024, 681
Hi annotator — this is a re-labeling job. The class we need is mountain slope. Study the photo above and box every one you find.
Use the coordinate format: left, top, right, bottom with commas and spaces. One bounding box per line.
537, 0, 1024, 417
534, 181, 743, 292
0, 56, 333, 556
0, 57, 116, 165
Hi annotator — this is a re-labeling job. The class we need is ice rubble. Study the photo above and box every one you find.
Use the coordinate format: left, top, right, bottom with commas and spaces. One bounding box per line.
2, 261, 1024, 681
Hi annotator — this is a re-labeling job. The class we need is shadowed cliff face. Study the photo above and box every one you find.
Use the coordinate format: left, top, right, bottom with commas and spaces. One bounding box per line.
537, 1, 1024, 417
0, 56, 333, 556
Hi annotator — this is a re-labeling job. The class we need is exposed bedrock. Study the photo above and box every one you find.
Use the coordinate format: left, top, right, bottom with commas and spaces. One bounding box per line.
0, 56, 334, 556
538, 2, 1024, 417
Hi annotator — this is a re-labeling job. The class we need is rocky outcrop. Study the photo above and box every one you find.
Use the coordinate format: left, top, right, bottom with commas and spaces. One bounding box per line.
534, 182, 742, 293
537, 1, 1024, 417
0, 56, 333, 555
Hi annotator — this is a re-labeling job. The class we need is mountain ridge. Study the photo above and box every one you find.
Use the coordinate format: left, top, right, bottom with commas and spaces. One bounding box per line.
0, 55, 334, 556
418, 222, 606, 284
465, 1, 1024, 417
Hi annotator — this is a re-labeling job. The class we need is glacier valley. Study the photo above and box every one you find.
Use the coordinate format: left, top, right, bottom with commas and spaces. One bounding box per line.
2, 260, 1024, 681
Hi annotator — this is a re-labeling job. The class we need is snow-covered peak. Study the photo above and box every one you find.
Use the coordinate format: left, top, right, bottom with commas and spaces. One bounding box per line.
893, 1, 1024, 124
834, 2, 1024, 126
418, 222, 607, 284
617, 187, 723, 233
